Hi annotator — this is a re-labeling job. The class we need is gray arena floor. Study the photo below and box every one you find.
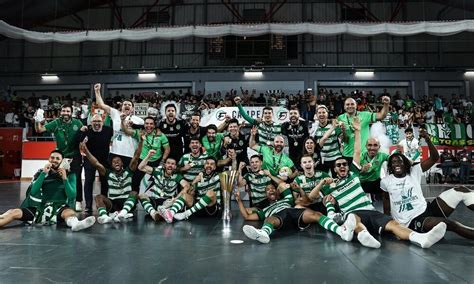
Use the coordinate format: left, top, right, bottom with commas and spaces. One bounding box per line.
0, 182, 473, 284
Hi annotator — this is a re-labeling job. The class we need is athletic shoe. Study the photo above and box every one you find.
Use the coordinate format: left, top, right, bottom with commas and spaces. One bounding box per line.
243, 225, 270, 244
174, 210, 192, 221
413, 222, 447, 249
357, 230, 381, 248
75, 201, 83, 212
157, 207, 174, 224
71, 216, 96, 231
339, 213, 356, 242
97, 215, 113, 224
115, 211, 134, 223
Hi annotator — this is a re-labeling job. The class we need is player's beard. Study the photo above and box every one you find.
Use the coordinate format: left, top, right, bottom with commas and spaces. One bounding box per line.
62, 115, 71, 122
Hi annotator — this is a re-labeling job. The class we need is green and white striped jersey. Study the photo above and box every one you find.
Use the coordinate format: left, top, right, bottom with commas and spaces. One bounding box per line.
257, 122, 282, 146
243, 171, 272, 204
106, 167, 133, 200
294, 172, 330, 202
179, 152, 209, 182
321, 167, 374, 214
195, 173, 221, 204
257, 188, 294, 220
150, 166, 183, 199
314, 124, 341, 162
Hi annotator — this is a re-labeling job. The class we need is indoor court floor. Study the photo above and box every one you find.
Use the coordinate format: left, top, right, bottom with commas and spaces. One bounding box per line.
0, 182, 472, 284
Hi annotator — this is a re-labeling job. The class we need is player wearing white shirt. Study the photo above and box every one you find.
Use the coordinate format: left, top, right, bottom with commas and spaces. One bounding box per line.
382, 130, 474, 239
398, 128, 421, 162
94, 83, 144, 165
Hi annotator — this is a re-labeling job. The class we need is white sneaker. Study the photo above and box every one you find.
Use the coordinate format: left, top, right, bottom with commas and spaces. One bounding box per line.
97, 215, 113, 224
174, 210, 191, 221
71, 216, 96, 231
115, 211, 134, 223
75, 201, 83, 212
243, 225, 270, 244
413, 222, 447, 249
357, 230, 381, 248
157, 207, 174, 224
339, 213, 356, 242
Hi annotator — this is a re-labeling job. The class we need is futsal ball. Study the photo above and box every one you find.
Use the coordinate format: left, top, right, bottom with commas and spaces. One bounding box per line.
278, 167, 292, 178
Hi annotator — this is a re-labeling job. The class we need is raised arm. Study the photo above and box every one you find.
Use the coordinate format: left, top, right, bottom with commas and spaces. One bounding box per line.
35, 121, 47, 133
217, 115, 231, 133
30, 167, 48, 195
262, 169, 283, 185
120, 113, 135, 136
352, 116, 362, 166
318, 119, 338, 147
138, 149, 155, 175
94, 83, 111, 114
248, 126, 259, 150
237, 162, 248, 187
375, 96, 390, 121
234, 189, 260, 221
234, 96, 257, 125
308, 177, 332, 201
80, 142, 107, 176
420, 129, 439, 172
129, 137, 144, 171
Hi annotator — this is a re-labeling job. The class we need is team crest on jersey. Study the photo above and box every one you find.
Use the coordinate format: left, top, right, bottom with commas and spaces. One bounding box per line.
298, 125, 303, 131
176, 124, 181, 130
163, 123, 167, 129
239, 140, 244, 146
73, 125, 79, 131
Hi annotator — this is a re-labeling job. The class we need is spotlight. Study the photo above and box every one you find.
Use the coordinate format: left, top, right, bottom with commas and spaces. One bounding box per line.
41, 74, 59, 81
138, 72, 157, 79
354, 71, 374, 77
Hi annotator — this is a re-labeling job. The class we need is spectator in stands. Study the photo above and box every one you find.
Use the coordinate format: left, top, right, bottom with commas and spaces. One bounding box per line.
21, 105, 36, 141
457, 146, 472, 184
434, 94, 444, 123
424, 106, 435, 124
5, 109, 20, 127
439, 148, 457, 184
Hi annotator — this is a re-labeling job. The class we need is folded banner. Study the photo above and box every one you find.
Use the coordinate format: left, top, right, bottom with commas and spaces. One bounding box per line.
200, 107, 289, 127
2, 20, 474, 43
425, 123, 474, 146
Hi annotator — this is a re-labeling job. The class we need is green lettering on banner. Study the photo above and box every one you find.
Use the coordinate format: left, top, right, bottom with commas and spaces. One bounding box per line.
425, 123, 471, 146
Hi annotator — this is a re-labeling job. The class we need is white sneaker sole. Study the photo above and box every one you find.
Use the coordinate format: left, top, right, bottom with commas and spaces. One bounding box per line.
243, 225, 270, 244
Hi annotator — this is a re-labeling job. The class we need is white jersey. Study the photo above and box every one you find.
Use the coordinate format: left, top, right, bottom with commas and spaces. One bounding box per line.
109, 108, 144, 158
380, 163, 427, 227
80, 104, 89, 119
399, 138, 420, 161
39, 98, 49, 110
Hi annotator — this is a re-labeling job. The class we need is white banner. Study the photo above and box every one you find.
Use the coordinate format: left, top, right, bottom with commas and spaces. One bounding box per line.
134, 103, 149, 118
200, 106, 289, 127
2, 20, 474, 43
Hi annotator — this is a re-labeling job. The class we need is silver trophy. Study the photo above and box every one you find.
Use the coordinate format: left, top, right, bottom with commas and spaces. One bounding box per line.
219, 170, 238, 221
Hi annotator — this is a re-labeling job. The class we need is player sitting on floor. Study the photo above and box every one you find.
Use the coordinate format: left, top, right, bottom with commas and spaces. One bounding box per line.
382, 129, 474, 239
137, 150, 190, 223
166, 157, 223, 221
0, 150, 95, 231
320, 116, 447, 249
236, 182, 356, 244
80, 138, 141, 224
